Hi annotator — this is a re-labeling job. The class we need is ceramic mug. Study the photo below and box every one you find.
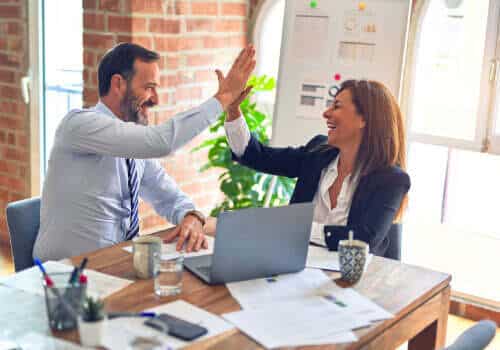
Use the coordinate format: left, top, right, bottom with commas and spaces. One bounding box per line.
338, 239, 369, 283
132, 236, 162, 279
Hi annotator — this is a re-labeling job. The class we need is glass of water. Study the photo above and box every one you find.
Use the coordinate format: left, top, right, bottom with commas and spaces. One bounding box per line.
154, 252, 184, 297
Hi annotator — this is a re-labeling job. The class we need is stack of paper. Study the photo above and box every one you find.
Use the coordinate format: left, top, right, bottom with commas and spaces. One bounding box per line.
224, 268, 392, 348
0, 261, 132, 299
102, 300, 235, 349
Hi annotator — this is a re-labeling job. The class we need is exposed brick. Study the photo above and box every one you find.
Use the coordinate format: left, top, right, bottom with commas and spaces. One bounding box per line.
191, 2, 218, 16
175, 1, 190, 15
0, 175, 26, 194
109, 15, 147, 33
99, 0, 120, 12
83, 33, 115, 50
83, 12, 105, 31
154, 37, 179, 52
83, 51, 95, 66
0, 69, 15, 84
149, 19, 181, 34
83, 0, 97, 10
0, 5, 20, 18
3, 147, 28, 162
221, 3, 247, 16
178, 37, 203, 51
0, 85, 20, 99
186, 19, 213, 32
131, 0, 165, 13
215, 19, 243, 32
187, 54, 214, 67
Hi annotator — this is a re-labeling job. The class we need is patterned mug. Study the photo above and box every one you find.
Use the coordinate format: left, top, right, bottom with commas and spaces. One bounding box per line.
338, 239, 369, 283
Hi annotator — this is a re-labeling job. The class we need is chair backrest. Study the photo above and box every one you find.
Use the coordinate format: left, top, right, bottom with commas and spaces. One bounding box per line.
384, 223, 402, 260
443, 320, 497, 350
6, 197, 41, 272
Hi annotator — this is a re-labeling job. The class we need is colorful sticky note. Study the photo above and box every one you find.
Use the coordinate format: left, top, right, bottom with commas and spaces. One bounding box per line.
310, 0, 318, 9
358, 1, 366, 11
334, 73, 341, 81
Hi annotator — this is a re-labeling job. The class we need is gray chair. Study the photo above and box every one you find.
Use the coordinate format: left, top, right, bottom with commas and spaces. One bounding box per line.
444, 320, 497, 350
6, 197, 41, 272
384, 223, 402, 260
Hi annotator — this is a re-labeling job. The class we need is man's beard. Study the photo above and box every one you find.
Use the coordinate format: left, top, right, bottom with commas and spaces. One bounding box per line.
120, 88, 152, 126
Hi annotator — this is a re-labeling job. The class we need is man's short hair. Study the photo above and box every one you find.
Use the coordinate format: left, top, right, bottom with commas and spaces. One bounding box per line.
98, 43, 160, 97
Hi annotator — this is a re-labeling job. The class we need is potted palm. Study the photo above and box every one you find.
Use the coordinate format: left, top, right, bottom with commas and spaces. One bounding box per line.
78, 296, 106, 347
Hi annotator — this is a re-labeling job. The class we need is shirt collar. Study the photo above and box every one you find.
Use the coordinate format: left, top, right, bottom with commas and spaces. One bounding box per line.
95, 100, 119, 119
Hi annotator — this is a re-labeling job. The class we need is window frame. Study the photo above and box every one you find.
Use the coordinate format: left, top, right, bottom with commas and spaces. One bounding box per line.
402, 0, 500, 153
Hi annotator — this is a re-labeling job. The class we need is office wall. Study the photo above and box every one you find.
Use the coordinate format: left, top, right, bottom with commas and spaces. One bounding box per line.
82, 0, 255, 233
0, 1, 30, 243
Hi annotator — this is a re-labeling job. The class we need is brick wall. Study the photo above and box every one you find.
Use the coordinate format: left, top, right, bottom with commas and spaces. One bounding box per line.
83, 0, 254, 233
0, 0, 29, 243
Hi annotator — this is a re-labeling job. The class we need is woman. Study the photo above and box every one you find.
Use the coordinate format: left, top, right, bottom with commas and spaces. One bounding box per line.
224, 79, 410, 257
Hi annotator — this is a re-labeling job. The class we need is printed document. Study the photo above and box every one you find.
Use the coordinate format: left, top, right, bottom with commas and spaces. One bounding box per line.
122, 236, 214, 259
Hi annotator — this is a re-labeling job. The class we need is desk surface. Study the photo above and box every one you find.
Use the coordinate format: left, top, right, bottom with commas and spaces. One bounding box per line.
1, 229, 451, 349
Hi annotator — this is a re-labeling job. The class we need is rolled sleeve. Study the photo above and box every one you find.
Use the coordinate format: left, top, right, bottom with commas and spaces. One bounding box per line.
224, 116, 251, 157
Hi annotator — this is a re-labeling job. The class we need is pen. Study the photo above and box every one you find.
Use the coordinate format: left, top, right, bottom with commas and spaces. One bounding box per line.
108, 312, 156, 319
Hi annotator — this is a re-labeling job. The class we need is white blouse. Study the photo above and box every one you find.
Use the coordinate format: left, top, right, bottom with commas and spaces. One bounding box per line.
225, 117, 359, 246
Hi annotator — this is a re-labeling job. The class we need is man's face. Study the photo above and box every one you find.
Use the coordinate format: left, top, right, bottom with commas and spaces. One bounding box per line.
119, 60, 160, 126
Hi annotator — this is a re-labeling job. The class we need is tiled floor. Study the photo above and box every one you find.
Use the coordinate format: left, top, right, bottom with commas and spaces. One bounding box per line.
0, 242, 498, 348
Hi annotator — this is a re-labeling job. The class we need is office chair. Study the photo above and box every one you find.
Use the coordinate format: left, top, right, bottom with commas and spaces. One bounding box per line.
6, 197, 41, 272
444, 320, 497, 350
384, 224, 402, 260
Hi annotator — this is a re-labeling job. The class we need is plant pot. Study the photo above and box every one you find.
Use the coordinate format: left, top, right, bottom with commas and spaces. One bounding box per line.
78, 317, 106, 347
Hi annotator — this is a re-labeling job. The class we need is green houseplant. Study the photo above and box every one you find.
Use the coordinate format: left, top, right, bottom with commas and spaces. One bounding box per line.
78, 296, 106, 347
193, 75, 296, 216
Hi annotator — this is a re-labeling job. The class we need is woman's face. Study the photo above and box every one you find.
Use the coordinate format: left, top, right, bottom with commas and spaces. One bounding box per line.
322, 89, 366, 148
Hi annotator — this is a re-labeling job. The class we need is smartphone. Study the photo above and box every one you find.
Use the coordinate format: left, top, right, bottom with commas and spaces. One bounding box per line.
144, 313, 208, 341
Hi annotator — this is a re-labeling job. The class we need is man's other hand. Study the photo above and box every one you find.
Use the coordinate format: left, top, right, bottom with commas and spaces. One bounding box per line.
163, 215, 208, 252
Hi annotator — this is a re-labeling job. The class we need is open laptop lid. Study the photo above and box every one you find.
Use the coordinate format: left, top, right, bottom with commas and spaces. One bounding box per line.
208, 202, 315, 284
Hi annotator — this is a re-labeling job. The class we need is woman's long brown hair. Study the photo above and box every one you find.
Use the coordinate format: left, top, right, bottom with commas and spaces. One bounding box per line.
338, 79, 407, 220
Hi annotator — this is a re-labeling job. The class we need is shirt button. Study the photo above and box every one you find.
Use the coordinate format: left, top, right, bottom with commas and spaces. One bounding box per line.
326, 232, 331, 237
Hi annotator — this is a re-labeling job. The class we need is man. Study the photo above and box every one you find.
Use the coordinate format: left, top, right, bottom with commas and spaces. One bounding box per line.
34, 42, 255, 261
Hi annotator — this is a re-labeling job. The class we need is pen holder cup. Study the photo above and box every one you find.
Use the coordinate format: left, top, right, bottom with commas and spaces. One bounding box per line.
43, 272, 87, 331
338, 240, 369, 284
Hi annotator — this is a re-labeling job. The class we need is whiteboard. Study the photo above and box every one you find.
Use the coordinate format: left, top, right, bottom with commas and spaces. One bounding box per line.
271, 0, 411, 147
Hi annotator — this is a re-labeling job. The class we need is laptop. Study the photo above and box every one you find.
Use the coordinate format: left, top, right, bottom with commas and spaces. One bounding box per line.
184, 202, 314, 285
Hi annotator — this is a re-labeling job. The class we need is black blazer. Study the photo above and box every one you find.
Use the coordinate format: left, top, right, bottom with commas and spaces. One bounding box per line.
233, 134, 411, 257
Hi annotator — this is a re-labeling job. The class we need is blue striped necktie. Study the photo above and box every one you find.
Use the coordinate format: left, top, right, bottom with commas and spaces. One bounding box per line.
125, 158, 140, 240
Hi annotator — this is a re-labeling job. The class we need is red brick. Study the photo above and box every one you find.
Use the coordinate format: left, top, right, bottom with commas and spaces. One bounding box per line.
194, 69, 214, 82
7, 36, 23, 52
99, 0, 120, 12
83, 51, 95, 66
0, 116, 24, 130
221, 3, 247, 16
131, 0, 165, 13
202, 36, 227, 49
229, 35, 246, 47
0, 5, 20, 18
3, 147, 28, 162
154, 37, 179, 52
83, 89, 98, 106
149, 19, 181, 34
175, 86, 202, 101
186, 19, 213, 32
159, 56, 178, 70
175, 1, 190, 15
0, 86, 20, 99
84, 12, 105, 31
109, 15, 147, 33
191, 2, 218, 16
0, 176, 26, 193
0, 53, 20, 68
83, 33, 115, 50
215, 19, 243, 32
178, 37, 203, 51
83, 0, 97, 10
7, 133, 14, 145
0, 69, 15, 83
17, 134, 27, 148
130, 36, 153, 49
187, 54, 213, 67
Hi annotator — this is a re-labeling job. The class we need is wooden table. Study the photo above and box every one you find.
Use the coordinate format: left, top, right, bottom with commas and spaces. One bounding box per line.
2, 229, 452, 349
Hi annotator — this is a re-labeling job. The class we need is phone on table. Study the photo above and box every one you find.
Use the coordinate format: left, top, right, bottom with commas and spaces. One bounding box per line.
144, 313, 208, 341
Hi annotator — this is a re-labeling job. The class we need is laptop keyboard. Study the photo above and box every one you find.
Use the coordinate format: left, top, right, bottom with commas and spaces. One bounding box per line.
197, 265, 211, 276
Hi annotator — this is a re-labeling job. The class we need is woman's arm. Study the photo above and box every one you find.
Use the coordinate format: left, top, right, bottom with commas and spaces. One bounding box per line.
323, 173, 410, 256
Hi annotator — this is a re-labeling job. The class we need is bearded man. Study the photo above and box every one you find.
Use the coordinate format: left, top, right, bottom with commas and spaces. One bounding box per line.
34, 43, 255, 261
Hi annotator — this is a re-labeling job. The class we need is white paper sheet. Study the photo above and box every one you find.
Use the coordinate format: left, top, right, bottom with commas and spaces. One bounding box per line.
226, 269, 336, 309
0, 261, 132, 299
306, 245, 373, 271
122, 236, 214, 259
102, 300, 235, 350
14, 332, 89, 349
321, 286, 394, 322
223, 297, 369, 349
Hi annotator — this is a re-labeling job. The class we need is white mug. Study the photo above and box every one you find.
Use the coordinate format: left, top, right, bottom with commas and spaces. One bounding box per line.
132, 236, 162, 279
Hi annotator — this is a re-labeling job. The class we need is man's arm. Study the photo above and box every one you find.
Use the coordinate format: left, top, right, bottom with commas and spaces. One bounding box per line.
139, 159, 208, 252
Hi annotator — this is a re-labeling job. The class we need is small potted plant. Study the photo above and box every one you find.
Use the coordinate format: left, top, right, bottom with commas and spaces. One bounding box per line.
78, 296, 106, 347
